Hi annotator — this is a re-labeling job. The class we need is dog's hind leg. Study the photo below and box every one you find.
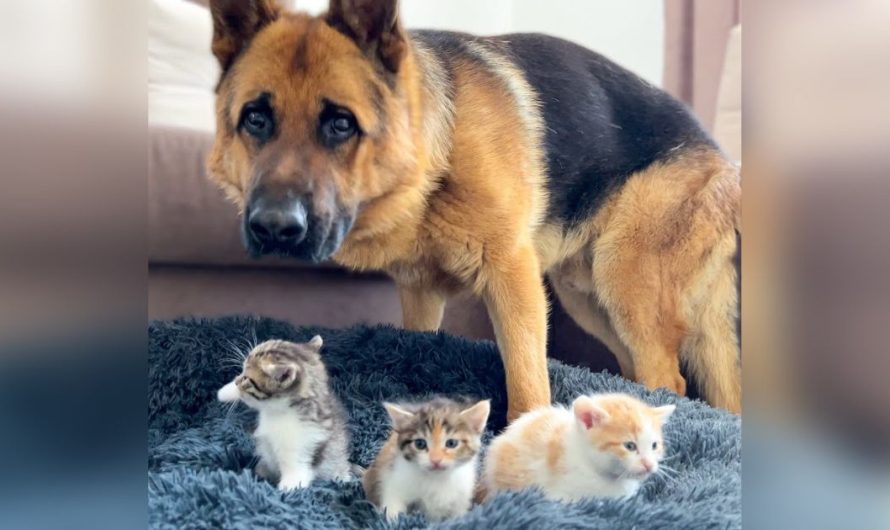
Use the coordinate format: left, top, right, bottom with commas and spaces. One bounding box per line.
591, 241, 689, 398
589, 147, 741, 412
549, 272, 636, 380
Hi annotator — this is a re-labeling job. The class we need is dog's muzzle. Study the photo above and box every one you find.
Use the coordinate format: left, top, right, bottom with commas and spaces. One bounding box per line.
242, 193, 353, 263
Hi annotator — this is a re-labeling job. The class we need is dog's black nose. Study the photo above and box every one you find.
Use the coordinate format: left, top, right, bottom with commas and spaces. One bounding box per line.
247, 200, 308, 247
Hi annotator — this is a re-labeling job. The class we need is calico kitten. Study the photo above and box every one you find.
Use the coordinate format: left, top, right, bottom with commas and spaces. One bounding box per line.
483, 393, 675, 501
363, 397, 490, 521
217, 336, 351, 490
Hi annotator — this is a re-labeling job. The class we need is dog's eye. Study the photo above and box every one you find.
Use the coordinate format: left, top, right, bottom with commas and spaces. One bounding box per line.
332, 117, 352, 134
238, 95, 275, 143
242, 109, 273, 140
245, 111, 268, 134
318, 104, 358, 148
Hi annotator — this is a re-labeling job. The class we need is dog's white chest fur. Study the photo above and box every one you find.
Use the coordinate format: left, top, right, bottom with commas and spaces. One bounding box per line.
379, 457, 476, 521
254, 408, 327, 490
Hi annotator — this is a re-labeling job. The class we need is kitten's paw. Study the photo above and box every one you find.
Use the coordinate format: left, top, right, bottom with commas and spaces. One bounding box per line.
277, 473, 313, 491
383, 505, 406, 521
254, 460, 277, 482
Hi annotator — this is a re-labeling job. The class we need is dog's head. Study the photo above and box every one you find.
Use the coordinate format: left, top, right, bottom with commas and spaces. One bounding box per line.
206, 0, 418, 262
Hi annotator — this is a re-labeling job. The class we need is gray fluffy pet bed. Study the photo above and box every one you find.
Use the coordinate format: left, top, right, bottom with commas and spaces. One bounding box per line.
148, 316, 741, 529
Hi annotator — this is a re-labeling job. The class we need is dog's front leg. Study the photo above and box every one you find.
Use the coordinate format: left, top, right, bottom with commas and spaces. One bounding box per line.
482, 244, 551, 421
399, 286, 446, 331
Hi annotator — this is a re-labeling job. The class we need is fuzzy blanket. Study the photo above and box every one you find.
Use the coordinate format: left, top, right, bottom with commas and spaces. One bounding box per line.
148, 316, 741, 529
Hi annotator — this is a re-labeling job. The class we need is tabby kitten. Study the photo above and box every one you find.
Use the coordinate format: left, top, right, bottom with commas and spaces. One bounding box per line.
363, 397, 490, 521
483, 393, 675, 501
217, 336, 351, 490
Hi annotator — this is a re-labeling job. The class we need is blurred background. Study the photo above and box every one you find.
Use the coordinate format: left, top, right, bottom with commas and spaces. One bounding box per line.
148, 0, 741, 387
1, 0, 889, 528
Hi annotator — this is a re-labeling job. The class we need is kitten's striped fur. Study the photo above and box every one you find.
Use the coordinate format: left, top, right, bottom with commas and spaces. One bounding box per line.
217, 336, 351, 490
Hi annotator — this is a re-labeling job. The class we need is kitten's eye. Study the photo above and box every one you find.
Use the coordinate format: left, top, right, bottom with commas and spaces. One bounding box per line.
624, 441, 637, 451
652, 441, 658, 450
445, 439, 459, 449
413, 439, 427, 451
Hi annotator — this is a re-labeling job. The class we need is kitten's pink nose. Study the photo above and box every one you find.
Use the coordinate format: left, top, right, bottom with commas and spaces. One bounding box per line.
430, 459, 443, 469
642, 459, 655, 472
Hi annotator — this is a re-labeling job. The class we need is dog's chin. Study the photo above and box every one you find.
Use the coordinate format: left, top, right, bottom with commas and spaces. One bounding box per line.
242, 214, 354, 263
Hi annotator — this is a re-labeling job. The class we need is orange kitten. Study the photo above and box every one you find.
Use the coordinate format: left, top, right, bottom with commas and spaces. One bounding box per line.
483, 393, 674, 501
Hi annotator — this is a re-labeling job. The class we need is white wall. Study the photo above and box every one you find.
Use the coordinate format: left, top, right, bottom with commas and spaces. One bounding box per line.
295, 0, 664, 86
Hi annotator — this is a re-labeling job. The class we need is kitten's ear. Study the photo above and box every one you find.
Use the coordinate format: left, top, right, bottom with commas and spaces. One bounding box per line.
262, 362, 296, 385
573, 396, 610, 430
307, 335, 324, 350
383, 402, 415, 429
326, 0, 406, 72
210, 0, 280, 73
460, 400, 491, 433
652, 404, 676, 423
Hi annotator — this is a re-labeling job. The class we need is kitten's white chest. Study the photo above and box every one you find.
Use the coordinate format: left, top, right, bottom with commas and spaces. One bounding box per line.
254, 409, 327, 487
545, 433, 641, 501
255, 409, 323, 445
382, 457, 476, 520
545, 466, 640, 501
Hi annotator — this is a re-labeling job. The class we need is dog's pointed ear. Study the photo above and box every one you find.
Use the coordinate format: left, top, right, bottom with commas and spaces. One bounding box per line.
210, 0, 281, 73
326, 0, 406, 73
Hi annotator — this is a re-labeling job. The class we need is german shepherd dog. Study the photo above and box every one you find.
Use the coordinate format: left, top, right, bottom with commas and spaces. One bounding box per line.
206, 0, 741, 420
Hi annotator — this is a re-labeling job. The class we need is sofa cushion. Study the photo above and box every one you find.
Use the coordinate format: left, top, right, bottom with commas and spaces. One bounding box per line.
149, 0, 218, 131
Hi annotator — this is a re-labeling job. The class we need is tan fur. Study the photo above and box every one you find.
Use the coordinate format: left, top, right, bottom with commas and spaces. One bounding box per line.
547, 149, 741, 412
206, 2, 740, 418
484, 408, 565, 492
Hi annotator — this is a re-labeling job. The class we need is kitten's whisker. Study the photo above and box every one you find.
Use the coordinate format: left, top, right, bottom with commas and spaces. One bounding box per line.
220, 353, 245, 363
249, 325, 258, 350
655, 463, 680, 479
234, 336, 253, 353
223, 338, 248, 359
223, 400, 240, 425
658, 467, 679, 478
